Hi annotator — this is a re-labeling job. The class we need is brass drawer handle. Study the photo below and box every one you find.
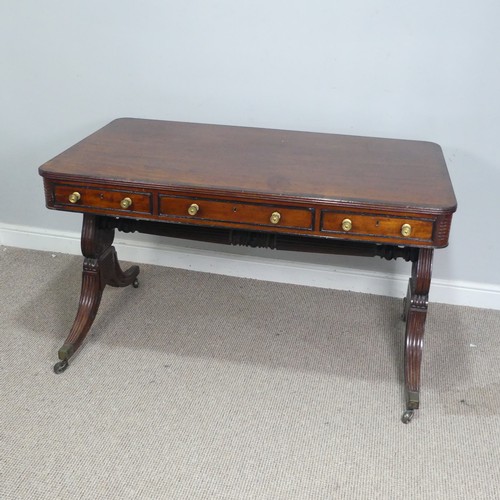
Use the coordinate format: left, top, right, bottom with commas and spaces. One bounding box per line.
342, 218, 352, 232
401, 223, 412, 237
188, 203, 199, 216
270, 211, 281, 224
68, 192, 81, 204
120, 197, 132, 209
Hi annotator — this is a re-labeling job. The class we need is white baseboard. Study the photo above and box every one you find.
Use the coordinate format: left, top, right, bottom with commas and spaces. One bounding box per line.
1, 222, 499, 310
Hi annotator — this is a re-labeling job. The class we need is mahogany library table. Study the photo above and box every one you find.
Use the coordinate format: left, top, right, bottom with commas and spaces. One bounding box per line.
39, 118, 457, 423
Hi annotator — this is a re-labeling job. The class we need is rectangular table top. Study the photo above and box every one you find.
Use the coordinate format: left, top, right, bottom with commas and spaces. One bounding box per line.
39, 118, 457, 214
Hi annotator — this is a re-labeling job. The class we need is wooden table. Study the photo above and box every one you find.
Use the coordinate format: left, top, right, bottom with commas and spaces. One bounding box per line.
39, 118, 457, 423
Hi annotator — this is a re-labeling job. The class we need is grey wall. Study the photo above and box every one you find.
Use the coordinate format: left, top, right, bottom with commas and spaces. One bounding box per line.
1, 1, 499, 285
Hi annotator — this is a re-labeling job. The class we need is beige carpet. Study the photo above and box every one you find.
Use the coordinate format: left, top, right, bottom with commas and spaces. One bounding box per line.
1, 246, 500, 499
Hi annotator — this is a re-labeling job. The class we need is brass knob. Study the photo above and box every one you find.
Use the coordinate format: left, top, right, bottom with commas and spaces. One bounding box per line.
270, 211, 281, 224
120, 197, 132, 209
342, 218, 352, 232
401, 223, 412, 237
188, 203, 199, 216
68, 192, 81, 204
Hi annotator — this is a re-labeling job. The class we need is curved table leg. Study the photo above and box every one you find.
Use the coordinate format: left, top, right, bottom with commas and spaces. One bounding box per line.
101, 246, 140, 288
54, 214, 139, 373
401, 248, 433, 422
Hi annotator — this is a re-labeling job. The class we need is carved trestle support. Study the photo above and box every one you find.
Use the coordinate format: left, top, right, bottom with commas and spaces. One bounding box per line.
55, 215, 139, 370
402, 248, 433, 414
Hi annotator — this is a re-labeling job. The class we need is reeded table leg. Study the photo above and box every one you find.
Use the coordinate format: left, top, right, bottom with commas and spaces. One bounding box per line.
53, 214, 139, 373
401, 248, 433, 423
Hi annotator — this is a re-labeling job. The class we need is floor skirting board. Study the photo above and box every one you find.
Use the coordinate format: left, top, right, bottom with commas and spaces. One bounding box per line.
1, 222, 499, 311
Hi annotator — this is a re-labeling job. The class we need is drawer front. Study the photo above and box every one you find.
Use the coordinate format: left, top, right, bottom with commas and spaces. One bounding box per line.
321, 211, 434, 242
54, 185, 152, 214
159, 196, 314, 230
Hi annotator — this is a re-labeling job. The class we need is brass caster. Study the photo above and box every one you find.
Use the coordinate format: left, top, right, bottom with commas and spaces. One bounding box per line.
132, 278, 139, 288
53, 359, 69, 374
401, 410, 414, 424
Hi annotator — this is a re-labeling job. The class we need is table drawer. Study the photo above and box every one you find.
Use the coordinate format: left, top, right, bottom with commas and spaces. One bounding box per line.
159, 196, 314, 230
53, 185, 152, 214
321, 211, 434, 242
